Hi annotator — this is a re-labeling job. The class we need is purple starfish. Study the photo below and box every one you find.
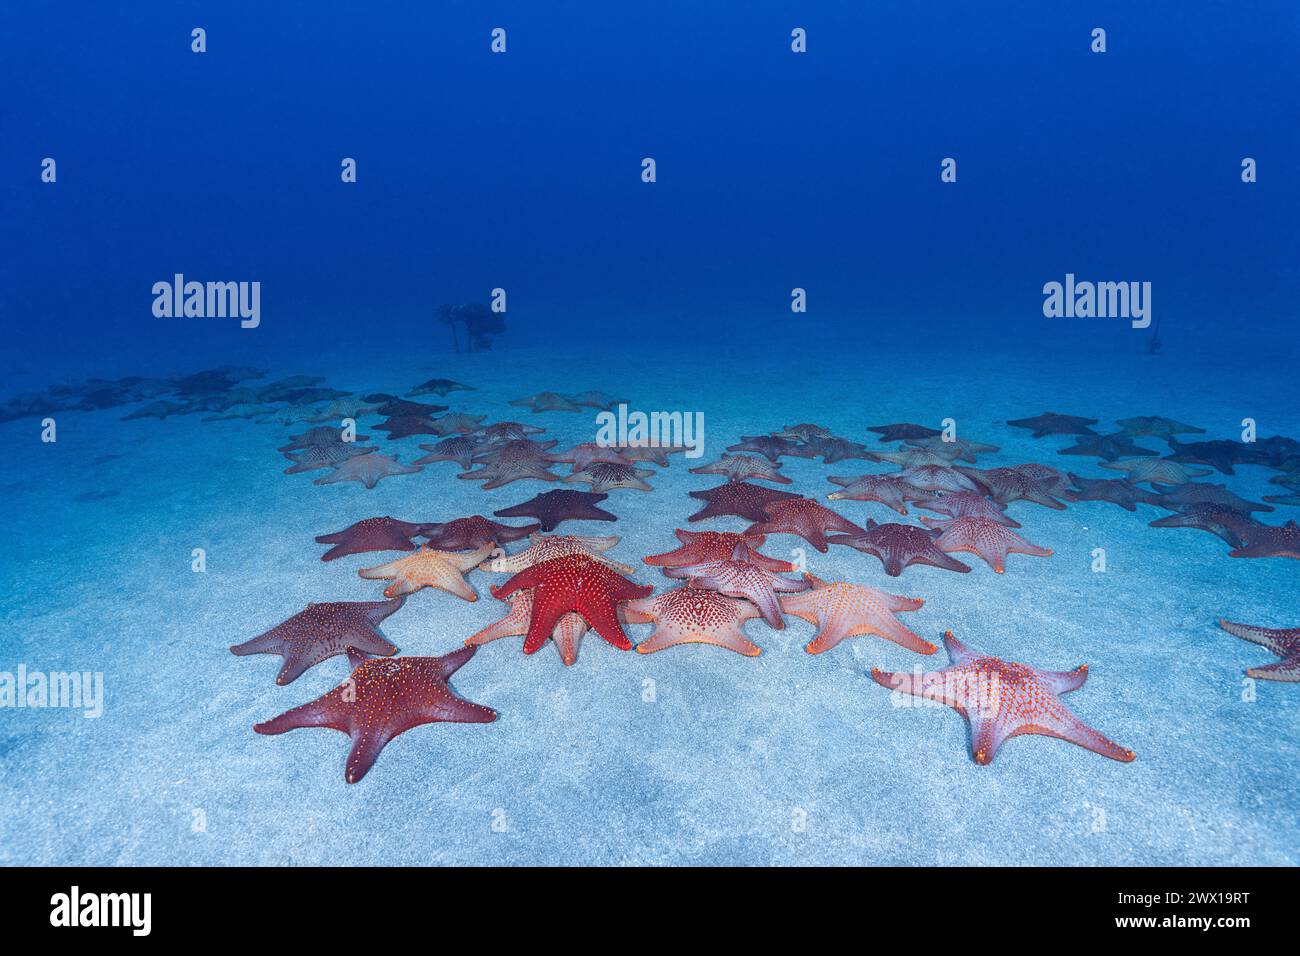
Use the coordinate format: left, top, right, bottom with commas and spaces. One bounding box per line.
827, 519, 972, 576
493, 489, 618, 532
316, 517, 431, 561
231, 597, 404, 685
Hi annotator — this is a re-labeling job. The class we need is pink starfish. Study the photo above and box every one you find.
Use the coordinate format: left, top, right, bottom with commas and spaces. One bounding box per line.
922, 515, 1053, 573
745, 497, 864, 553
779, 573, 930, 655
662, 559, 808, 629
871, 631, 1136, 765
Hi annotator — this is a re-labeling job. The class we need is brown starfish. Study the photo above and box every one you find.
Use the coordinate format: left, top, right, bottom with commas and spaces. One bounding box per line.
316, 516, 430, 561
1218, 620, 1300, 682
1228, 520, 1300, 560
868, 423, 942, 443
458, 439, 560, 489
1006, 411, 1099, 438
826, 474, 921, 515
687, 480, 801, 523
419, 516, 540, 551
493, 489, 618, 532
564, 462, 655, 493
414, 436, 486, 469
231, 597, 404, 685
826, 519, 972, 576
1148, 504, 1265, 549
1065, 474, 1163, 512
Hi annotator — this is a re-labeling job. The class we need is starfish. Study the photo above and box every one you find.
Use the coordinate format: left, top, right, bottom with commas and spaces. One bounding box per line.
564, 462, 655, 493
623, 582, 766, 657
283, 442, 372, 474
231, 597, 404, 685
922, 515, 1053, 573
428, 412, 488, 436
367, 397, 450, 418
826, 474, 920, 515
773, 423, 835, 442
612, 443, 681, 467
1098, 457, 1213, 485
494, 553, 652, 653
726, 435, 804, 463
1228, 520, 1300, 560
419, 516, 539, 551
253, 647, 495, 783
873, 447, 954, 469
257, 404, 334, 427
279, 426, 371, 451
415, 436, 485, 469
314, 452, 420, 489
255, 375, 326, 401
898, 465, 982, 494
459, 440, 560, 489
779, 573, 930, 656
868, 423, 942, 443
903, 436, 1000, 463
662, 558, 808, 629
912, 489, 1020, 526
687, 480, 801, 523
1116, 415, 1206, 440
510, 391, 583, 413
478, 533, 636, 576
316, 516, 430, 561
870, 631, 1135, 765
643, 529, 795, 573
566, 390, 628, 410
1218, 620, 1300, 682
1151, 482, 1272, 514
1011, 463, 1073, 496
1164, 438, 1265, 476
203, 402, 280, 421
805, 437, 879, 464
122, 400, 189, 420
1148, 504, 1265, 549
689, 454, 792, 485
494, 489, 618, 532
407, 377, 474, 397
826, 520, 971, 576
1064, 474, 1162, 512
474, 421, 546, 444
745, 497, 864, 553
372, 415, 442, 439
1006, 411, 1099, 439
358, 543, 493, 599
958, 466, 1068, 509
547, 442, 633, 472
1057, 432, 1161, 461
308, 397, 385, 422
466, 588, 603, 666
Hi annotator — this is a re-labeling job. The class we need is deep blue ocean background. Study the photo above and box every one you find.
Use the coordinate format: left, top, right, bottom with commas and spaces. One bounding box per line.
4, 1, 1297, 370
2, 3, 1299, 866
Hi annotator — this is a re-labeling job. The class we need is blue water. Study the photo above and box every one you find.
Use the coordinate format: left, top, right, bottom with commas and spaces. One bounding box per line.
1, 2, 1297, 865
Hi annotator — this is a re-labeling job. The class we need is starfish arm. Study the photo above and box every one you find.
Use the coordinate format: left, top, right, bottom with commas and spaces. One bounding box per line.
1219, 619, 1293, 654
576, 599, 635, 651
637, 620, 762, 656
344, 728, 395, 783
550, 613, 589, 665
357, 556, 406, 581
254, 694, 350, 736
466, 597, 530, 645
1029, 713, 1136, 763
941, 631, 978, 664
1245, 661, 1300, 682
435, 644, 481, 680
864, 616, 936, 655
1006, 536, 1053, 558
364, 596, 406, 624
453, 544, 496, 572
230, 625, 285, 657
438, 572, 480, 602
1036, 664, 1089, 695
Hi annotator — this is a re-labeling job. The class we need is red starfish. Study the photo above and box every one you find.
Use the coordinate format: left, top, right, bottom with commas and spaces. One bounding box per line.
745, 497, 864, 553
687, 480, 800, 522
419, 515, 540, 551
1228, 520, 1300, 560
871, 631, 1135, 765
253, 647, 496, 783
315, 516, 430, 562
493, 553, 652, 653
643, 529, 795, 573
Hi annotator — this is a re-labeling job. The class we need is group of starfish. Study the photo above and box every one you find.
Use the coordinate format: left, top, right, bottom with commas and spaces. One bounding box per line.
229, 379, 1297, 783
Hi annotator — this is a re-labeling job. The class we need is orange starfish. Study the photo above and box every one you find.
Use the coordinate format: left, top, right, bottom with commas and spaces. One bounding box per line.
778, 573, 931, 655
358, 542, 493, 599
623, 582, 765, 656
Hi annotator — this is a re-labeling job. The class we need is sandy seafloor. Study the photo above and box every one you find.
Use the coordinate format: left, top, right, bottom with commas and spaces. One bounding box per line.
1, 340, 1297, 866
